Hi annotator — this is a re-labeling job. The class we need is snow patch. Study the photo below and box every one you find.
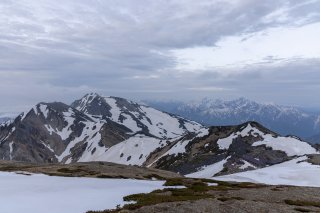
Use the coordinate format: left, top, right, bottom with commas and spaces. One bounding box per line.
214, 156, 320, 187
0, 172, 167, 213
39, 104, 49, 118
88, 135, 165, 166
252, 136, 318, 156
58, 121, 104, 163
9, 142, 13, 160
165, 139, 192, 156
239, 160, 256, 169
44, 109, 75, 141
40, 141, 56, 155
186, 157, 230, 178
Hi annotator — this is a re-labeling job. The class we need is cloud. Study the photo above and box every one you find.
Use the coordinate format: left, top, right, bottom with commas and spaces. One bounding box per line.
0, 0, 319, 111
172, 21, 320, 72
187, 86, 233, 92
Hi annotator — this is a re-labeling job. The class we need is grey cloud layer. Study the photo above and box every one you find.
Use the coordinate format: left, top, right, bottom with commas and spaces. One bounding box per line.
0, 0, 319, 111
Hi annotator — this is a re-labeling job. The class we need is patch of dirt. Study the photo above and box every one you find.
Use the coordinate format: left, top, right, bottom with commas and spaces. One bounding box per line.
307, 154, 320, 165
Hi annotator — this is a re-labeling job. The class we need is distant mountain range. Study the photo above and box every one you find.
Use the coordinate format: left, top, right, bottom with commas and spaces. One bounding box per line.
0, 93, 319, 181
0, 116, 12, 124
145, 98, 320, 143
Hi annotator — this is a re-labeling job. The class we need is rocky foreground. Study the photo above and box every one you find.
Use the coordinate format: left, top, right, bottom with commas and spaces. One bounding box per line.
89, 178, 320, 213
1, 160, 320, 213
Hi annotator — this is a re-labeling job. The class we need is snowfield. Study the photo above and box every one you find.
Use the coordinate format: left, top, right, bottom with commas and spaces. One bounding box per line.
0, 172, 166, 213
213, 156, 320, 187
252, 135, 318, 156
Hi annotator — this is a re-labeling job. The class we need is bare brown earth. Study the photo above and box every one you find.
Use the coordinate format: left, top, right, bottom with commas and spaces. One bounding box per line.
0, 160, 181, 180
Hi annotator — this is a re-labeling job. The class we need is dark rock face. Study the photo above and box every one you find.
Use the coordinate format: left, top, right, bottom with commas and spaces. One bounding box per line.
0, 102, 95, 163
99, 121, 131, 147
71, 94, 113, 118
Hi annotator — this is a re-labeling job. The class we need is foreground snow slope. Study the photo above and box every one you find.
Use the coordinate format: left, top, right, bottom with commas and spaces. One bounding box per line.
0, 172, 165, 213
214, 156, 320, 187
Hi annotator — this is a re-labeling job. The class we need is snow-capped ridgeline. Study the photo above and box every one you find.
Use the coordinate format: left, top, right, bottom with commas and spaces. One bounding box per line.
217, 123, 267, 150
169, 122, 320, 179
71, 93, 206, 165
72, 93, 203, 139
0, 112, 18, 127
179, 98, 310, 120
216, 123, 318, 156
0, 119, 13, 128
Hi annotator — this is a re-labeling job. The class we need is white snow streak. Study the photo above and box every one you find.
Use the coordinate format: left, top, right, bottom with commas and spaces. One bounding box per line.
9, 142, 13, 160
239, 160, 256, 169
39, 104, 49, 118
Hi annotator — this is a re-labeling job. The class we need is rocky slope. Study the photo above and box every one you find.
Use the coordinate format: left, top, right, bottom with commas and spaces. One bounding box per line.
146, 98, 320, 140
146, 121, 319, 178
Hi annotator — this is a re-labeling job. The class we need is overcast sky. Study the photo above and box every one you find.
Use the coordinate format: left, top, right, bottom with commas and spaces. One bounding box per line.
0, 0, 320, 112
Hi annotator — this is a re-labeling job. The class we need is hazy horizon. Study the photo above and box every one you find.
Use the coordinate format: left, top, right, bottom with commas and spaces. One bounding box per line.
1, 93, 320, 116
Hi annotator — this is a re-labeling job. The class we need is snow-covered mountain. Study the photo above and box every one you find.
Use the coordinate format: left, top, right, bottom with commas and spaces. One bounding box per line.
0, 93, 203, 163
1, 93, 319, 185
147, 121, 319, 178
146, 98, 320, 140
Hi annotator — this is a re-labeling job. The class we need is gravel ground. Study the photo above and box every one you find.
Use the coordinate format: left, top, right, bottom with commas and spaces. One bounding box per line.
122, 185, 320, 213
